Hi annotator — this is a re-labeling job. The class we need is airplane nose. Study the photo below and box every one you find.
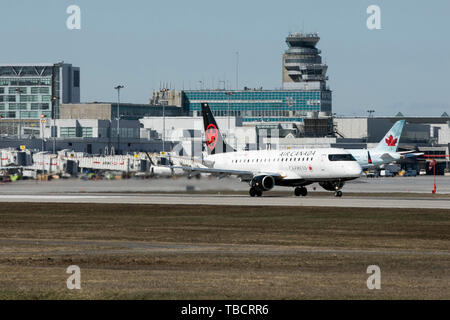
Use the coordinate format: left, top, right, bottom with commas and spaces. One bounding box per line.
350, 162, 363, 177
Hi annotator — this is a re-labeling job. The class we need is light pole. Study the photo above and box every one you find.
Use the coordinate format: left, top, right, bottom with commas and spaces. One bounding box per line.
114, 85, 124, 154
225, 91, 233, 132
367, 109, 375, 118
235, 51, 239, 90
40, 114, 46, 175
160, 88, 167, 153
51, 96, 57, 154
15, 87, 24, 139
51, 61, 64, 154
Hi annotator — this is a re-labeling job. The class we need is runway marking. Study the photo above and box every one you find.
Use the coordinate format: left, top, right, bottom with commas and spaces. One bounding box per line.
0, 193, 449, 209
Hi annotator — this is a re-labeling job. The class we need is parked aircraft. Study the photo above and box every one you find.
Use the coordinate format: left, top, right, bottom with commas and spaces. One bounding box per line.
347, 120, 406, 168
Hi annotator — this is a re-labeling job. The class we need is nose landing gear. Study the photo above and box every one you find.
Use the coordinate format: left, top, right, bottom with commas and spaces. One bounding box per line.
334, 190, 343, 197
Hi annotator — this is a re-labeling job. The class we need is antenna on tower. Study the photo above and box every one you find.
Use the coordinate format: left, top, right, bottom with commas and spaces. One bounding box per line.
235, 51, 239, 90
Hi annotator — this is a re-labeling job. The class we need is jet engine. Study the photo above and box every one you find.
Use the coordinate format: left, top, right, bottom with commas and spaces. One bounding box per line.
319, 181, 345, 191
251, 175, 275, 191
150, 166, 173, 177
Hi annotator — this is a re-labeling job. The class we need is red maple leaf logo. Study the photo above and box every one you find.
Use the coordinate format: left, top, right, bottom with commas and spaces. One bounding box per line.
385, 135, 397, 147
205, 124, 218, 150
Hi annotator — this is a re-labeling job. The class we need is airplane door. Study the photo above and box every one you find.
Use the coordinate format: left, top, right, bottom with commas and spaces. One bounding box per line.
320, 154, 326, 171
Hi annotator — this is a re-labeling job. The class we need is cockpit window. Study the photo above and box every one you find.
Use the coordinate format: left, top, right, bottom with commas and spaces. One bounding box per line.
328, 154, 356, 161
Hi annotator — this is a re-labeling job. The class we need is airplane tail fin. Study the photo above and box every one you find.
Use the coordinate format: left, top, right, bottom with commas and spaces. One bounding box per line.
201, 103, 235, 154
375, 120, 405, 152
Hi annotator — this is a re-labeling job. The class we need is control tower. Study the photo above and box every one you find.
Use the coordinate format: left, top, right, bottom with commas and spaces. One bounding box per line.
282, 32, 328, 90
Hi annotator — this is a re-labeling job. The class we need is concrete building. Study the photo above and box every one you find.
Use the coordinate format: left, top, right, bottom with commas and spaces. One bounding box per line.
0, 118, 164, 155
0, 119, 165, 155
42, 119, 140, 139
60, 102, 184, 120
0, 62, 80, 123
0, 137, 165, 156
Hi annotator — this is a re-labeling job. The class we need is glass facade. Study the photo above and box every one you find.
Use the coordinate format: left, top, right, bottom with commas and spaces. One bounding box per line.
0, 69, 53, 119
0, 63, 80, 123
182, 89, 331, 122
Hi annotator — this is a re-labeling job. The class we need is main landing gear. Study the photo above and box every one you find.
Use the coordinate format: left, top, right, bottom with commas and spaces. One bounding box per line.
249, 187, 263, 197
294, 187, 308, 197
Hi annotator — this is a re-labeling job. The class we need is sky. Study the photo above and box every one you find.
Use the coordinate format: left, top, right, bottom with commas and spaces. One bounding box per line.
1, 0, 449, 116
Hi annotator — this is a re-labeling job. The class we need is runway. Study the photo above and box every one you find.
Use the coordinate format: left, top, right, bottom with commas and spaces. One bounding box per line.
0, 176, 449, 209
1, 192, 449, 209
1, 175, 449, 194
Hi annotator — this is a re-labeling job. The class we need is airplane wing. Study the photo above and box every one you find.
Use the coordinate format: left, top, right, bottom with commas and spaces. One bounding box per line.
380, 153, 397, 162
398, 150, 424, 158
401, 152, 424, 158
171, 165, 283, 180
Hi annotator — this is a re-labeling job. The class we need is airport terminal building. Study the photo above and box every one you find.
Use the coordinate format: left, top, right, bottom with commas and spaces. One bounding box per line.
182, 89, 331, 123
0, 62, 80, 137
0, 63, 80, 120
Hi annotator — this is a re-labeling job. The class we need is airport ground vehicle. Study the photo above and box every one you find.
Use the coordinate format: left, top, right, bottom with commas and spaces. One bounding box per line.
404, 170, 417, 177
380, 169, 395, 177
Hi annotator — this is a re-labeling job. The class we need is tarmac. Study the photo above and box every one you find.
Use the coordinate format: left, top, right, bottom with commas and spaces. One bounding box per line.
0, 175, 449, 209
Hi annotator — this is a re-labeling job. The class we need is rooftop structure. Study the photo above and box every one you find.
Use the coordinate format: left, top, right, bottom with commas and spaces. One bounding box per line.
60, 102, 185, 120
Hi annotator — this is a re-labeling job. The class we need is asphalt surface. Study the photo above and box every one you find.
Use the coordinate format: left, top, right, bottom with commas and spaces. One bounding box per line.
1, 175, 449, 194
0, 175, 449, 208
1, 193, 450, 208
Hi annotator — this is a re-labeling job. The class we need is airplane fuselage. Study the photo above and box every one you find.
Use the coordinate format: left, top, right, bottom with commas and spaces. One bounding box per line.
205, 148, 362, 185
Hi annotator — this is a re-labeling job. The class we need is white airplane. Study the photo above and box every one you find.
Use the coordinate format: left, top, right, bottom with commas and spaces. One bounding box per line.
177, 103, 362, 197
347, 120, 406, 169
146, 152, 204, 178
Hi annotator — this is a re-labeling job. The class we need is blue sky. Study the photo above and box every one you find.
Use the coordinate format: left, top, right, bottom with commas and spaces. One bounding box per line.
1, 0, 449, 116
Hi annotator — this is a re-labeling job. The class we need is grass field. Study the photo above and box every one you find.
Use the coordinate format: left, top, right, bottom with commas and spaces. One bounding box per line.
0, 203, 448, 299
